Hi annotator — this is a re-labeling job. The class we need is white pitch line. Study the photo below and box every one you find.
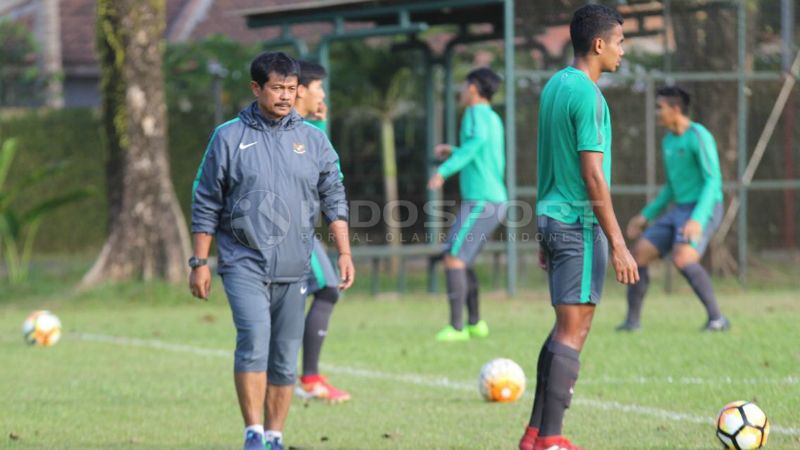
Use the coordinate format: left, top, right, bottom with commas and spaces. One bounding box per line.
577, 375, 800, 386
78, 332, 231, 358
315, 362, 800, 436
73, 333, 800, 436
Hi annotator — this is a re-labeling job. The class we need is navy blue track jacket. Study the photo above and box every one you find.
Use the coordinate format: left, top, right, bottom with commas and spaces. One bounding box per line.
191, 102, 348, 283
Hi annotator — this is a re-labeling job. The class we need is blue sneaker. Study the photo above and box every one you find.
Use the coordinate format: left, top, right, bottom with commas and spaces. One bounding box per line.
265, 438, 285, 450
243, 431, 264, 450
615, 321, 641, 332
703, 316, 731, 332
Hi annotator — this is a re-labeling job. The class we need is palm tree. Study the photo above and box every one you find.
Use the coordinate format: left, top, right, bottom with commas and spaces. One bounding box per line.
333, 42, 421, 270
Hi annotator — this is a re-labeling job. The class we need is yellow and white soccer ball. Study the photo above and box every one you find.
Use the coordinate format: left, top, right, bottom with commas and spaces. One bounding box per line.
22, 310, 62, 347
716, 400, 769, 449
478, 358, 526, 402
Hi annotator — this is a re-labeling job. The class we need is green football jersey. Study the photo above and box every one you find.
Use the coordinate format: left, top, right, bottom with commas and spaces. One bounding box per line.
641, 122, 723, 227
438, 103, 508, 203
536, 66, 612, 224
306, 119, 326, 132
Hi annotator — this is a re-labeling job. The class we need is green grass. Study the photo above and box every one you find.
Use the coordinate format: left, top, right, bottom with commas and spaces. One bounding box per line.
2, 263, 799, 449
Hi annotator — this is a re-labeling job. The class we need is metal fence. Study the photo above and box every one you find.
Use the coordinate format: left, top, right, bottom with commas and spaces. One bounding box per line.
511, 0, 799, 283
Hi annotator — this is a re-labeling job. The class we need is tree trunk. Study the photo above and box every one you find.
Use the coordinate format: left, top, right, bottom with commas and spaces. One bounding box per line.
671, 3, 755, 276
381, 115, 401, 272
82, 0, 190, 286
36, 0, 63, 108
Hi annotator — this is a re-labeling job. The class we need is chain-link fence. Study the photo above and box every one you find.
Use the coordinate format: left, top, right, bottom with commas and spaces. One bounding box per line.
321, 0, 799, 286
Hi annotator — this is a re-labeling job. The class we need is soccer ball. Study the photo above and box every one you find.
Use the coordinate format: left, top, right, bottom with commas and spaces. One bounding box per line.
22, 310, 62, 347
716, 401, 769, 449
478, 358, 526, 402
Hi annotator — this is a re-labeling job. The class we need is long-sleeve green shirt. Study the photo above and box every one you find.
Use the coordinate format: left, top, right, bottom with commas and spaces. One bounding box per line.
438, 103, 508, 203
641, 122, 723, 227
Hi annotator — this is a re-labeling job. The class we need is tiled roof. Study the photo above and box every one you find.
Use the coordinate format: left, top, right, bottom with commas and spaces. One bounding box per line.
2, 0, 327, 73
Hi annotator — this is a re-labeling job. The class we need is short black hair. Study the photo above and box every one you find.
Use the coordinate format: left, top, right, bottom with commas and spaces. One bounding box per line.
466, 67, 502, 101
250, 51, 300, 88
298, 60, 327, 87
570, 4, 624, 56
657, 85, 691, 113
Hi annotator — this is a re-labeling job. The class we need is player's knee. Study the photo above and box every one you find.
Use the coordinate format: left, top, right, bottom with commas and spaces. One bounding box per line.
553, 335, 586, 352
672, 250, 698, 270
233, 325, 270, 372
553, 325, 591, 351
634, 253, 652, 267
633, 241, 656, 266
576, 325, 592, 348
443, 254, 465, 269
634, 254, 649, 267
672, 257, 689, 270
267, 338, 302, 385
315, 286, 339, 304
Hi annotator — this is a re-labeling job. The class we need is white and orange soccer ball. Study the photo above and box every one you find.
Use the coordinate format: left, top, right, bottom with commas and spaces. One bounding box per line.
22, 310, 62, 347
478, 358, 526, 403
716, 400, 769, 449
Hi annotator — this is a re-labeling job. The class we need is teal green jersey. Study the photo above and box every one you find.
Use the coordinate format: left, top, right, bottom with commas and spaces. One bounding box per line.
306, 119, 327, 133
437, 103, 508, 202
536, 66, 612, 224
641, 122, 723, 227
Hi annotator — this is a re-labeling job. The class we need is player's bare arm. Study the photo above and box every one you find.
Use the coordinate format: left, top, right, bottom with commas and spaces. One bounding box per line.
329, 220, 354, 290
189, 232, 213, 299
579, 151, 638, 285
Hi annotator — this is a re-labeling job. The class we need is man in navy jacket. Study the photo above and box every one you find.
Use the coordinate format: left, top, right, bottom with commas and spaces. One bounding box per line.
189, 52, 354, 450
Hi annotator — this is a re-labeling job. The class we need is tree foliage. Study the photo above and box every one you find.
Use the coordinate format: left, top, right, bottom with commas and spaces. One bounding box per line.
0, 19, 40, 106
164, 34, 260, 120
0, 137, 93, 284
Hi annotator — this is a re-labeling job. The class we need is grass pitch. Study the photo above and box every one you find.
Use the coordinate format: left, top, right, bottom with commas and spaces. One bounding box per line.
2, 261, 799, 449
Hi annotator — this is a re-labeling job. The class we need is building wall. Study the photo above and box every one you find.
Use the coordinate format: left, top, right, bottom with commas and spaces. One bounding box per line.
63, 76, 100, 108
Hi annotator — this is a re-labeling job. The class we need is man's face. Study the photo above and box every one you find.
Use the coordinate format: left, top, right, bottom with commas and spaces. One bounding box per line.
298, 79, 326, 116
655, 96, 679, 127
250, 72, 298, 119
599, 24, 625, 73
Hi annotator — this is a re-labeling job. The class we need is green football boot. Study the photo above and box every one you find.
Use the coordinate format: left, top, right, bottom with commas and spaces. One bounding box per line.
435, 325, 470, 342
466, 320, 489, 338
